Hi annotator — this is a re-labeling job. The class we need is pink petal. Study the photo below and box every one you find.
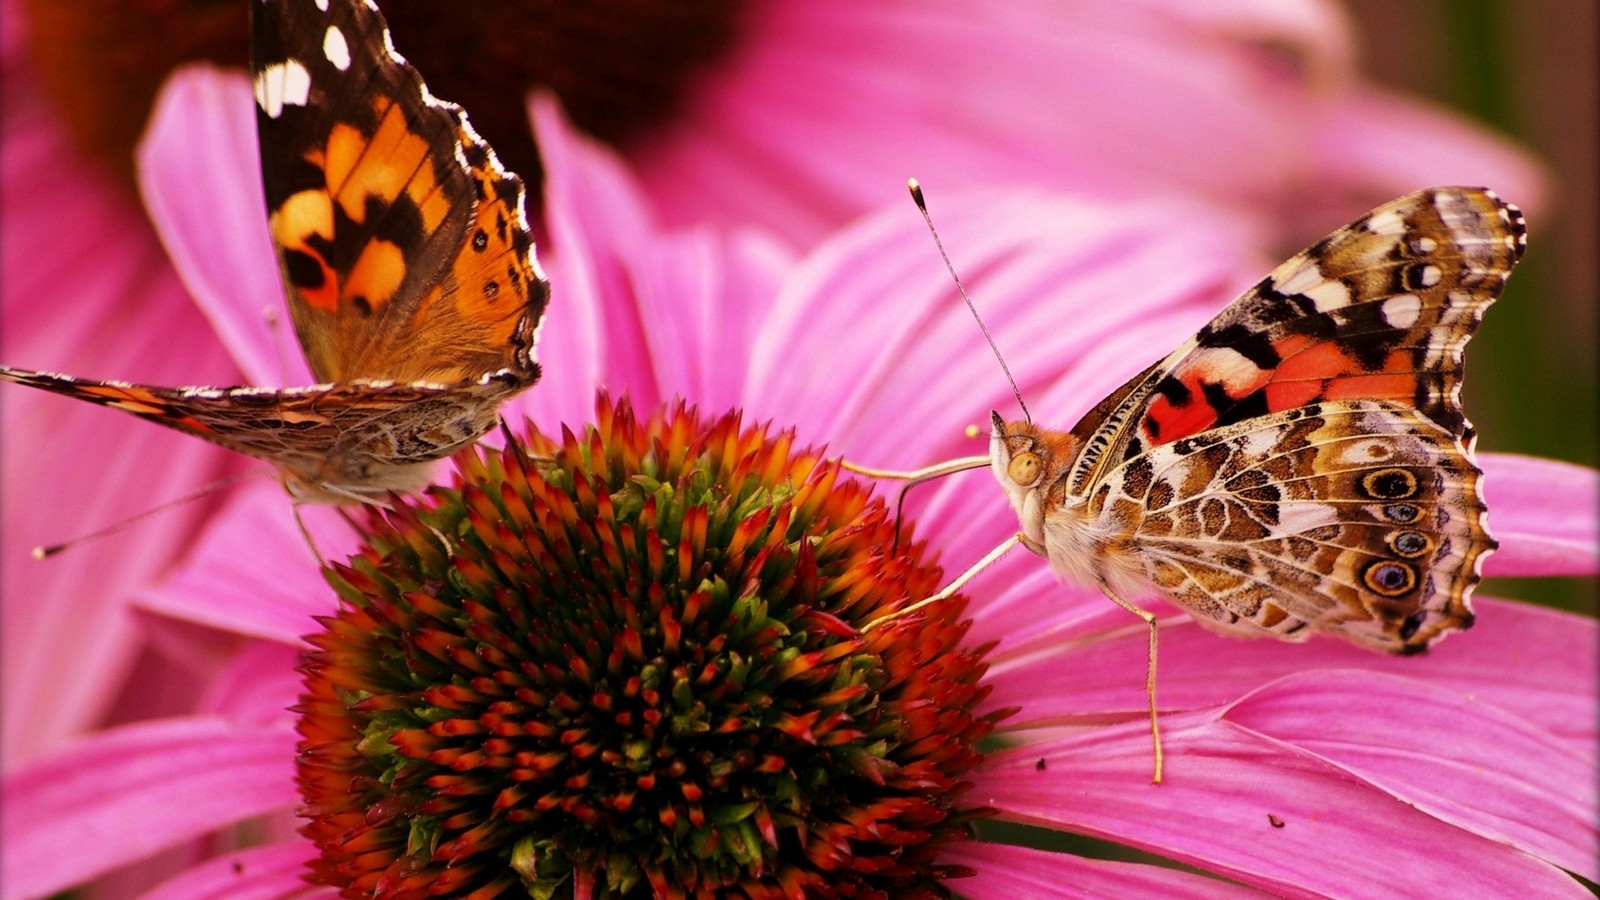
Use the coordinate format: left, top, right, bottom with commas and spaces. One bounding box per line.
138, 67, 305, 387
1310, 87, 1548, 225
0, 718, 298, 899
1, 54, 241, 768
521, 94, 654, 426
1223, 670, 1597, 879
140, 841, 326, 900
519, 95, 794, 427
1480, 453, 1599, 576
944, 840, 1269, 898
633, 0, 1543, 249
194, 642, 306, 726
134, 482, 354, 645
985, 596, 1597, 752
743, 189, 1256, 470
976, 712, 1589, 897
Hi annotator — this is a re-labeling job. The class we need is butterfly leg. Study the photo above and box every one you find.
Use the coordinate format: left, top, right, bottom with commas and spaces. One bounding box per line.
840, 455, 990, 551
839, 455, 991, 483
1099, 582, 1163, 784
292, 503, 330, 569
863, 533, 1022, 631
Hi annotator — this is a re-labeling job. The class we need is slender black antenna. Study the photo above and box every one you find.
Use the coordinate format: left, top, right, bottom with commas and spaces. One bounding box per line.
908, 178, 1030, 424
32, 468, 270, 559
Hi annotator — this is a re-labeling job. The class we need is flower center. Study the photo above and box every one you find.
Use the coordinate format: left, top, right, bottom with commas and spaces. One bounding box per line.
21, 0, 743, 195
297, 396, 1002, 897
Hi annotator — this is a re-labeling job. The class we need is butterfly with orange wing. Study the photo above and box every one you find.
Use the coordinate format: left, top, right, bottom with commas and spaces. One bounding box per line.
2, 0, 549, 504
861, 186, 1525, 782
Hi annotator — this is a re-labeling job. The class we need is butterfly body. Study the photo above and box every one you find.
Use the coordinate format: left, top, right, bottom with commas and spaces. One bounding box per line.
1, 0, 549, 503
989, 187, 1523, 654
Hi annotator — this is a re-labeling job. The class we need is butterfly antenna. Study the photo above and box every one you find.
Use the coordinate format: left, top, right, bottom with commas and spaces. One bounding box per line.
31, 468, 269, 559
908, 178, 1030, 424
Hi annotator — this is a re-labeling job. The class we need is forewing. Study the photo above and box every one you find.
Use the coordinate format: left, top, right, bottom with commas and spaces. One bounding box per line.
251, 0, 549, 385
0, 366, 518, 495
1095, 400, 1490, 652
1065, 187, 1524, 494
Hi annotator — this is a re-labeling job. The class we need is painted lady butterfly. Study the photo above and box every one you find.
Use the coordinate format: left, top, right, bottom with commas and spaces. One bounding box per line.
1, 0, 549, 504
864, 186, 1526, 782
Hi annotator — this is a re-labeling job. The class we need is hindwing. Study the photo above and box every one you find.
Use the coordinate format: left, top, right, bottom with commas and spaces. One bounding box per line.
1095, 400, 1490, 651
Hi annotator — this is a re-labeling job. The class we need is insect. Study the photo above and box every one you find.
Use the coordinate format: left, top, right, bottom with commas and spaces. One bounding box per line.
858, 185, 1525, 783
1, 0, 549, 506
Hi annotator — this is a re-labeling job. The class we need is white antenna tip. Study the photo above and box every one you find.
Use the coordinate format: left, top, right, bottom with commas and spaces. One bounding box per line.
906, 178, 926, 209
31, 545, 49, 561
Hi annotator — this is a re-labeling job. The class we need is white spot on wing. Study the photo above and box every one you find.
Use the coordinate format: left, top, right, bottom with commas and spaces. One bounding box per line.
254, 60, 311, 118
1275, 501, 1339, 535
323, 26, 351, 71
1239, 428, 1278, 459
315, 0, 330, 10
1381, 294, 1422, 329
1273, 262, 1323, 296
1302, 278, 1351, 312
1366, 208, 1406, 235
1203, 346, 1267, 392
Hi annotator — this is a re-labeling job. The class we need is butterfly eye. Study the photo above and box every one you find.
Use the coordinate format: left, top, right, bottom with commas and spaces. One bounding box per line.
1007, 452, 1042, 486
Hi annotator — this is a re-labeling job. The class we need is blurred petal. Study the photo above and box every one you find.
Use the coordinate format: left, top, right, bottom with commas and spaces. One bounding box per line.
193, 641, 304, 727
140, 841, 326, 900
523, 93, 795, 426
137, 66, 300, 387
0, 42, 240, 769
944, 840, 1269, 898
1480, 453, 1600, 576
979, 712, 1590, 897
635, 0, 1543, 247
134, 483, 354, 645
0, 718, 297, 899
1310, 87, 1549, 223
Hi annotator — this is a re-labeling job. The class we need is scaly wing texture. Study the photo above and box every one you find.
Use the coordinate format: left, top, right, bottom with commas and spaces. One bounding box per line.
0, 366, 517, 499
1092, 401, 1489, 652
252, 0, 549, 385
1065, 187, 1524, 495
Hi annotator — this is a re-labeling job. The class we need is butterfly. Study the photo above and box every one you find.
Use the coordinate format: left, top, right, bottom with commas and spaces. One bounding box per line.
1, 0, 550, 505
860, 186, 1526, 782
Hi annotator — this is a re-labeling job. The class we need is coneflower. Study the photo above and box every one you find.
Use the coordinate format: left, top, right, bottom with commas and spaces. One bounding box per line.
297, 397, 1003, 896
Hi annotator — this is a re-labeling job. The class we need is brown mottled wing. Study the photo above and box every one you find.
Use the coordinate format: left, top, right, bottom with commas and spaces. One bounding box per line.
1097, 400, 1489, 652
1065, 187, 1525, 496
0, 366, 517, 498
252, 0, 549, 386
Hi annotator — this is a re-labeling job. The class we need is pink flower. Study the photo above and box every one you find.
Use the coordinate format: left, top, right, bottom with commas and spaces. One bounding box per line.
2, 71, 1592, 897
0, 0, 1553, 776
628, 0, 1548, 248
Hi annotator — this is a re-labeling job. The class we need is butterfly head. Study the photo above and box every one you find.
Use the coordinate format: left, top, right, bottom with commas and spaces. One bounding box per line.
988, 411, 1080, 552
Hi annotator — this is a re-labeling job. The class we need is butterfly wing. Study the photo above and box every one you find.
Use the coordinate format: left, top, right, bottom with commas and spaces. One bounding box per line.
1064, 187, 1525, 495
251, 0, 549, 387
0, 366, 513, 501
1095, 400, 1489, 652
